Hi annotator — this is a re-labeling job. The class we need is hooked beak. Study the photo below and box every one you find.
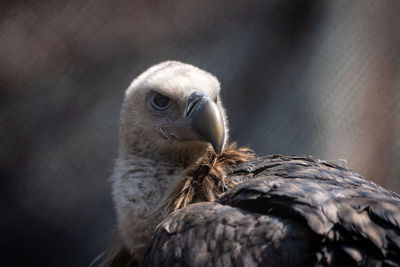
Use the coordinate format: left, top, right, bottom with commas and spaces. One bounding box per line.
185, 91, 225, 154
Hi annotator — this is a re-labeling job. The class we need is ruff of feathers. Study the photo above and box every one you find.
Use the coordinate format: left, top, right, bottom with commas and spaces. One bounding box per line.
166, 143, 254, 215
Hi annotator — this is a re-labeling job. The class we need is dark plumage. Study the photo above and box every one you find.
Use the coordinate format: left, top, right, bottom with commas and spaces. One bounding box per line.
144, 154, 400, 266
101, 61, 400, 266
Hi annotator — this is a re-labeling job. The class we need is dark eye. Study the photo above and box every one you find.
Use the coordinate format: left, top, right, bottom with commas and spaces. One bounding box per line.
151, 93, 171, 111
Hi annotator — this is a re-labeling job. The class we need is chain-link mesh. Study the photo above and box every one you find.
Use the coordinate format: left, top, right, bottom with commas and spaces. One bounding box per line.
1, 1, 399, 266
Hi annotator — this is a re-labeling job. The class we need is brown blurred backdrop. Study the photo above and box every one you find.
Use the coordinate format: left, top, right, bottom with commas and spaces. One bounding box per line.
1, 1, 399, 266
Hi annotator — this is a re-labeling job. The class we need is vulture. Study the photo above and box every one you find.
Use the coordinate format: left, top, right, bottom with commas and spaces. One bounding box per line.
98, 61, 400, 266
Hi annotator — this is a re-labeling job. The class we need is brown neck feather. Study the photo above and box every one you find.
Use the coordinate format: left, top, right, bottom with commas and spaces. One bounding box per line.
166, 143, 254, 215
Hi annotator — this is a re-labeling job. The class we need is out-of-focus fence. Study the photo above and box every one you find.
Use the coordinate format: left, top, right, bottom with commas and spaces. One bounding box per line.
1, 1, 399, 266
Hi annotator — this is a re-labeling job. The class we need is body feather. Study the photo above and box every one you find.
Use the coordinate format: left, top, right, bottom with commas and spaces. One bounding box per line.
145, 154, 400, 266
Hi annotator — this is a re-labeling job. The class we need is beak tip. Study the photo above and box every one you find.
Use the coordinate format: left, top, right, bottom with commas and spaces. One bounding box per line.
215, 147, 222, 155
211, 138, 224, 155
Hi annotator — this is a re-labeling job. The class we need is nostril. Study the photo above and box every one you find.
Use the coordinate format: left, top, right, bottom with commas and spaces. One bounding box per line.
185, 98, 200, 117
185, 91, 208, 118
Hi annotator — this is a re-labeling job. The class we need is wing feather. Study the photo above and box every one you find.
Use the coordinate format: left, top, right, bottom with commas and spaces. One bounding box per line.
144, 155, 400, 266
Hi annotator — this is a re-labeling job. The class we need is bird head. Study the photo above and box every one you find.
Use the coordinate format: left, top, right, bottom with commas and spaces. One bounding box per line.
119, 61, 228, 165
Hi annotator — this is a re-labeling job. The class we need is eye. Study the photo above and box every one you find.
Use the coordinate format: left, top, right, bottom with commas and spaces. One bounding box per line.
151, 93, 171, 111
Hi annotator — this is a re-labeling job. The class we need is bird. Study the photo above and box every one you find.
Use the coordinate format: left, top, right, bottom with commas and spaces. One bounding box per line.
98, 61, 400, 266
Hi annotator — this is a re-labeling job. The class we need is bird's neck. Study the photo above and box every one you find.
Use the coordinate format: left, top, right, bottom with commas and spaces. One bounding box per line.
112, 153, 187, 259
111, 143, 254, 261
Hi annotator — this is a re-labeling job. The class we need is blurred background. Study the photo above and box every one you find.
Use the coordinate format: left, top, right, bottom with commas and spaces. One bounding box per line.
1, 0, 399, 266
